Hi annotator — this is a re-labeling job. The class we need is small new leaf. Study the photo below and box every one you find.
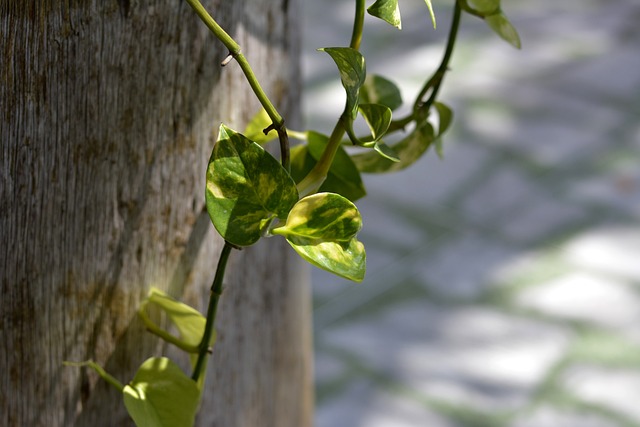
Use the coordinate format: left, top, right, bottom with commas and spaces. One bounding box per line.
206, 125, 298, 247
485, 12, 521, 48
433, 101, 453, 159
434, 101, 453, 137
123, 357, 200, 427
359, 103, 392, 142
351, 121, 435, 173
367, 0, 402, 29
140, 288, 207, 351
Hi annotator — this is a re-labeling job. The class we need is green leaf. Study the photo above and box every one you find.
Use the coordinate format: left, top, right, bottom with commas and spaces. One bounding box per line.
272, 193, 362, 242
367, 0, 402, 29
140, 288, 207, 351
286, 236, 366, 282
351, 121, 435, 173
434, 101, 453, 137
243, 108, 276, 144
423, 0, 437, 28
205, 124, 298, 247
290, 132, 366, 202
319, 47, 366, 119
468, 0, 500, 13
123, 357, 200, 427
359, 103, 392, 142
360, 74, 403, 111
485, 12, 521, 48
272, 193, 366, 281
433, 101, 453, 159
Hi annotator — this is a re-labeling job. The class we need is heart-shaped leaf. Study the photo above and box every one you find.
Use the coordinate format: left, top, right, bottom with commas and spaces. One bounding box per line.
351, 121, 435, 173
206, 125, 298, 247
290, 132, 366, 202
272, 193, 366, 282
123, 357, 200, 427
367, 0, 402, 29
319, 47, 366, 120
360, 74, 403, 111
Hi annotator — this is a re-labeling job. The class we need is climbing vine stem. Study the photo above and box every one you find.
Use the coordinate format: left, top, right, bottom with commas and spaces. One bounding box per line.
414, 1, 462, 115
350, 0, 366, 50
296, 0, 366, 196
184, 0, 290, 170
191, 241, 234, 382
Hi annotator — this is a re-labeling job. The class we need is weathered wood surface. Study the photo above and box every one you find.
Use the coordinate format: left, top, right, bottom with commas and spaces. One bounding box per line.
0, 1, 312, 426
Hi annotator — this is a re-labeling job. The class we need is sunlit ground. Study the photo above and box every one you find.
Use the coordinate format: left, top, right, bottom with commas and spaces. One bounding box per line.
303, 0, 640, 426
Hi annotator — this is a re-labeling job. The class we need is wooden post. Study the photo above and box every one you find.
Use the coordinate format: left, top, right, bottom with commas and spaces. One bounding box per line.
0, 1, 312, 426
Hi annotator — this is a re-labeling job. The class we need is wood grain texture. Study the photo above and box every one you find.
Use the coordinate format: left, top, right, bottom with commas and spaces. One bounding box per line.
0, 0, 311, 426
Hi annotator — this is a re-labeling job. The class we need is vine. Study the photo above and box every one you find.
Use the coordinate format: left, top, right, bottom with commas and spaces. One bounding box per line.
66, 0, 520, 425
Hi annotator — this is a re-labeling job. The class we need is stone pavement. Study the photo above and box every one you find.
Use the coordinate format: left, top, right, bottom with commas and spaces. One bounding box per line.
301, 0, 640, 426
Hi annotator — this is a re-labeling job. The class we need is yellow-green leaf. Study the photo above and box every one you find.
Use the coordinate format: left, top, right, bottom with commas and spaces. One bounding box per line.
272, 193, 362, 242
272, 193, 366, 282
123, 357, 200, 427
243, 108, 277, 144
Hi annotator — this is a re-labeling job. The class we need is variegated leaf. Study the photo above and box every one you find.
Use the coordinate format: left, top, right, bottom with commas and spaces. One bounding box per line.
272, 193, 366, 281
286, 236, 366, 282
367, 0, 402, 29
206, 125, 298, 246
319, 47, 366, 120
272, 193, 362, 242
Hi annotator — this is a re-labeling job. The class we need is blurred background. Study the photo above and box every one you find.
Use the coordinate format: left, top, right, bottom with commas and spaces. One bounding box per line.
301, 0, 640, 426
